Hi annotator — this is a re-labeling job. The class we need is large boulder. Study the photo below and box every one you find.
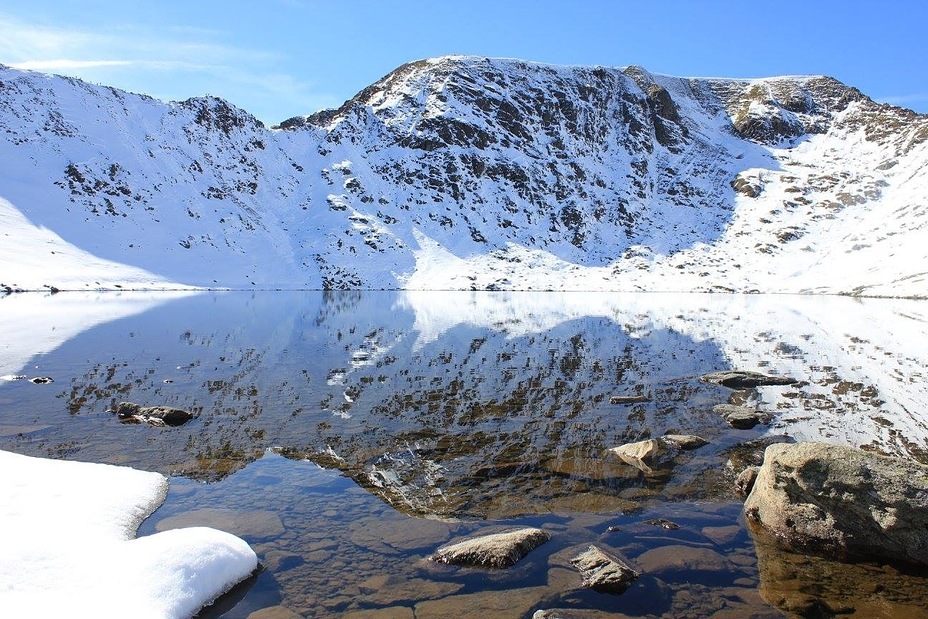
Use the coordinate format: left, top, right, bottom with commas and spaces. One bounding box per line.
744, 442, 928, 566
428, 527, 550, 568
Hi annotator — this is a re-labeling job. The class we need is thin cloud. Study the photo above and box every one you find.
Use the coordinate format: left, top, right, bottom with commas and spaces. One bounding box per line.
877, 93, 928, 105
874, 93, 928, 114
0, 12, 331, 121
11, 59, 133, 71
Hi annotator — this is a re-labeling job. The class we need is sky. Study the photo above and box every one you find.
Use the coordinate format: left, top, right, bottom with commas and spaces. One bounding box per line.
1, 0, 927, 124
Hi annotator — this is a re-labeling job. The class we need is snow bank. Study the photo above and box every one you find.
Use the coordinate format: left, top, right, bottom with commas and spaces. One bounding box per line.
0, 450, 257, 619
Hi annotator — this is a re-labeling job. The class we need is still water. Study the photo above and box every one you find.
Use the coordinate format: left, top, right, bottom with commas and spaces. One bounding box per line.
2, 291, 927, 617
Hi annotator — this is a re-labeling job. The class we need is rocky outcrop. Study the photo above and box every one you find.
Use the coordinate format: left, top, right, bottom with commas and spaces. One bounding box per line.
569, 545, 639, 594
701, 371, 797, 389
428, 527, 550, 568
113, 401, 194, 427
713, 404, 772, 429
744, 442, 928, 566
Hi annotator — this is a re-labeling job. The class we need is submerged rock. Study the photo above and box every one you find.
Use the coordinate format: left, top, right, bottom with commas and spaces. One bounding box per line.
701, 370, 797, 390
713, 404, 772, 429
744, 442, 928, 566
113, 401, 194, 427
752, 523, 928, 618
642, 518, 680, 530
428, 527, 550, 568
569, 545, 639, 594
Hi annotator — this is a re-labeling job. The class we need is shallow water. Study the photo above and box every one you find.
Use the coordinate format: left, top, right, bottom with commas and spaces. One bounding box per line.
2, 291, 928, 617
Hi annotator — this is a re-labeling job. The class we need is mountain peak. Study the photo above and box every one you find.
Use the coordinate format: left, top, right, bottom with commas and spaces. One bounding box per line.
0, 58, 926, 297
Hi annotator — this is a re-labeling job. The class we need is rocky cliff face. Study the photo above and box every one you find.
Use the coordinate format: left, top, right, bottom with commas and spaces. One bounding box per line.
1, 56, 926, 295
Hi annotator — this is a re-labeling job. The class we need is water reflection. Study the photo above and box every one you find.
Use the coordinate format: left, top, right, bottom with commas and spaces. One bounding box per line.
2, 291, 928, 616
2, 291, 926, 510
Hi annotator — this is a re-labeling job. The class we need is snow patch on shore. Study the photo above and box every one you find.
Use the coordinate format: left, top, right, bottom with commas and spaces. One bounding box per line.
0, 450, 257, 619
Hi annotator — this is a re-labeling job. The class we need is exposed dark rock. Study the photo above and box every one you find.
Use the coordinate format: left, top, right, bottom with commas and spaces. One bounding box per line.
428, 527, 550, 568
744, 442, 928, 566
29, 376, 54, 384
731, 175, 763, 197
609, 394, 651, 405
713, 403, 772, 429
701, 370, 798, 389
569, 545, 639, 594
113, 401, 194, 427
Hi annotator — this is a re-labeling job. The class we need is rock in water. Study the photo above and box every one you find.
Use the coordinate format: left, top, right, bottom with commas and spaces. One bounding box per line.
735, 466, 760, 498
429, 527, 550, 568
607, 434, 707, 474
569, 545, 639, 594
113, 401, 194, 427
701, 371, 797, 389
713, 404, 772, 429
744, 442, 928, 566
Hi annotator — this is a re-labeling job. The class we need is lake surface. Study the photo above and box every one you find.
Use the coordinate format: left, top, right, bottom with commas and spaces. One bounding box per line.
2, 291, 928, 618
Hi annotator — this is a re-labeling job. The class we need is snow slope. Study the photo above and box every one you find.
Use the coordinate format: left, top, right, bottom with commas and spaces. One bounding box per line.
0, 449, 257, 619
1, 56, 926, 295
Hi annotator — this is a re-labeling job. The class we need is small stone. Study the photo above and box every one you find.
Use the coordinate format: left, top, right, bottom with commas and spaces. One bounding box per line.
643, 518, 680, 530
735, 466, 760, 498
29, 376, 54, 384
662, 434, 710, 450
429, 527, 550, 568
569, 545, 639, 594
607, 435, 707, 473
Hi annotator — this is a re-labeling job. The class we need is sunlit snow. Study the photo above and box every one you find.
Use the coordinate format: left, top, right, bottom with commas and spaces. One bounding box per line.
0, 450, 257, 619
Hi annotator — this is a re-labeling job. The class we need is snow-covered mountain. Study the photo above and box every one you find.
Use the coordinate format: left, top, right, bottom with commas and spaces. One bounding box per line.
1, 56, 926, 295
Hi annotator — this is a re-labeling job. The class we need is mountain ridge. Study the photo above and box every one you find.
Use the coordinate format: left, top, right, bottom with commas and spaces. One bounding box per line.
1, 56, 926, 296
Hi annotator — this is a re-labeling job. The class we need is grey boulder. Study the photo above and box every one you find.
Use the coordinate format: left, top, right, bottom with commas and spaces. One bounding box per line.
744, 442, 928, 566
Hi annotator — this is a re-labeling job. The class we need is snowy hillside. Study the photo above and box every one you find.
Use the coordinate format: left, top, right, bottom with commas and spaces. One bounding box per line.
1, 56, 926, 295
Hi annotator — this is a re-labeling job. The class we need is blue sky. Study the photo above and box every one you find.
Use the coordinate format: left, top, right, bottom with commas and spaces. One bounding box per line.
2, 1, 927, 123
